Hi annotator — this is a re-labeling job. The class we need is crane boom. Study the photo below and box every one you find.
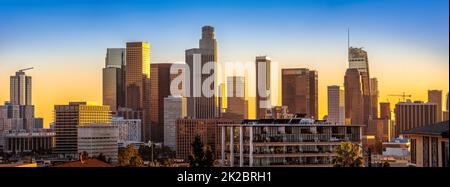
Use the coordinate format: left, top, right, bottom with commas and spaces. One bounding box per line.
18, 67, 34, 72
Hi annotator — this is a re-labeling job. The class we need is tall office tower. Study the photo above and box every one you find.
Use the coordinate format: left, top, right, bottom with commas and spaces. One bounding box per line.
256, 56, 271, 119
103, 48, 126, 113
327, 85, 345, 124
223, 76, 248, 121
10, 70, 32, 105
428, 90, 443, 122
348, 47, 372, 125
164, 96, 187, 151
125, 42, 151, 142
78, 123, 119, 163
370, 78, 379, 118
379, 102, 391, 120
281, 68, 318, 119
150, 63, 172, 142
185, 26, 218, 119
394, 100, 437, 137
54, 102, 111, 158
344, 68, 364, 125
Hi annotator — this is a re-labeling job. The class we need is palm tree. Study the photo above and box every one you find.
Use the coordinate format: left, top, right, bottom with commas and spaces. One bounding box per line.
332, 142, 364, 167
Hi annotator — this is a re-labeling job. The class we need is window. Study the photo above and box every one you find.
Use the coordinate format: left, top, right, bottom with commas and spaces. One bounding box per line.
423, 137, 430, 167
431, 137, 438, 167
442, 141, 449, 167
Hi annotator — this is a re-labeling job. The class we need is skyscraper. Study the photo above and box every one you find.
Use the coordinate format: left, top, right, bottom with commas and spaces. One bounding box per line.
54, 102, 111, 157
150, 63, 172, 142
185, 26, 218, 119
344, 68, 364, 125
370, 78, 379, 118
379, 102, 391, 120
394, 100, 437, 137
256, 56, 271, 119
125, 42, 151, 141
102, 48, 126, 113
327, 85, 345, 124
10, 69, 32, 105
163, 96, 186, 151
348, 47, 372, 125
223, 76, 248, 120
428, 90, 443, 122
281, 68, 318, 119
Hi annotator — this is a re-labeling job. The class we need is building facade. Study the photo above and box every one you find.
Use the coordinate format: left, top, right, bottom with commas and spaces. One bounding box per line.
255, 56, 272, 119
394, 100, 437, 137
344, 68, 364, 125
78, 123, 119, 163
125, 42, 151, 142
223, 76, 248, 121
163, 96, 186, 151
2, 129, 55, 153
327, 85, 345, 124
282, 68, 318, 119
185, 26, 219, 119
112, 117, 141, 145
102, 48, 126, 113
220, 118, 363, 167
428, 90, 443, 122
54, 102, 111, 158
150, 63, 172, 142
403, 121, 448, 167
176, 118, 234, 162
10, 70, 32, 106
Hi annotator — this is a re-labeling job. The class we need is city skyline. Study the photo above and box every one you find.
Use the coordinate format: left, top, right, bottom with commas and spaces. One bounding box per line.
0, 0, 449, 127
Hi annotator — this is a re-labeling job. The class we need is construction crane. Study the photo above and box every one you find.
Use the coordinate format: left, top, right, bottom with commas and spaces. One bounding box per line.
18, 67, 34, 73
388, 92, 412, 102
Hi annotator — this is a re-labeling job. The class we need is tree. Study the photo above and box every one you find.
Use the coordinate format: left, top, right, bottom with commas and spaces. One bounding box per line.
188, 135, 214, 167
119, 144, 144, 167
96, 153, 111, 163
332, 142, 364, 167
80, 151, 89, 163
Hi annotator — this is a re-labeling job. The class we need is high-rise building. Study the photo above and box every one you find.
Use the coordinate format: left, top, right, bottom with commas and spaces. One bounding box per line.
102, 48, 126, 113
163, 96, 186, 151
0, 102, 34, 130
281, 68, 318, 119
370, 78, 379, 118
223, 76, 248, 121
10, 70, 32, 105
78, 123, 119, 163
256, 56, 272, 119
428, 90, 443, 122
125, 42, 151, 142
327, 85, 345, 124
394, 100, 437, 137
150, 63, 172, 142
185, 26, 218, 119
54, 102, 111, 158
348, 47, 372, 125
379, 102, 391, 120
176, 118, 233, 161
344, 68, 364, 125
34, 117, 43, 129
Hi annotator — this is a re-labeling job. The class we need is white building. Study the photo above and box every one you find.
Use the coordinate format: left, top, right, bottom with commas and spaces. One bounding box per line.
78, 123, 119, 163
163, 96, 186, 151
327, 85, 345, 124
112, 117, 141, 146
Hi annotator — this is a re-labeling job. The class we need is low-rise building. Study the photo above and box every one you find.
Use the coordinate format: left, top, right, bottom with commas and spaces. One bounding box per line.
403, 121, 448, 167
220, 118, 363, 167
77, 123, 119, 163
2, 129, 55, 153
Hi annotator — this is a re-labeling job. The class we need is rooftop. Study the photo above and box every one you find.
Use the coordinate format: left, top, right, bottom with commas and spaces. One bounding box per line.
403, 121, 449, 138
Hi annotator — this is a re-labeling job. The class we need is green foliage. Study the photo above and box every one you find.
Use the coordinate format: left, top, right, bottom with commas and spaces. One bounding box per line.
332, 142, 364, 167
188, 135, 214, 167
119, 144, 144, 167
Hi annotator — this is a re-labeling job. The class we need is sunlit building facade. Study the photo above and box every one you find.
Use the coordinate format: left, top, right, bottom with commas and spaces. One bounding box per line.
327, 85, 345, 124
428, 90, 443, 122
54, 102, 111, 158
102, 48, 126, 113
282, 68, 318, 119
78, 123, 119, 163
394, 100, 437, 137
256, 56, 272, 119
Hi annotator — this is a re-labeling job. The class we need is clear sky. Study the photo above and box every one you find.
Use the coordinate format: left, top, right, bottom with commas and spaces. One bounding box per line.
0, 0, 449, 127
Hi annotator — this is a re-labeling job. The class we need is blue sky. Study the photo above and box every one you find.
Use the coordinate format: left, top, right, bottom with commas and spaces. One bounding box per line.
0, 0, 448, 123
